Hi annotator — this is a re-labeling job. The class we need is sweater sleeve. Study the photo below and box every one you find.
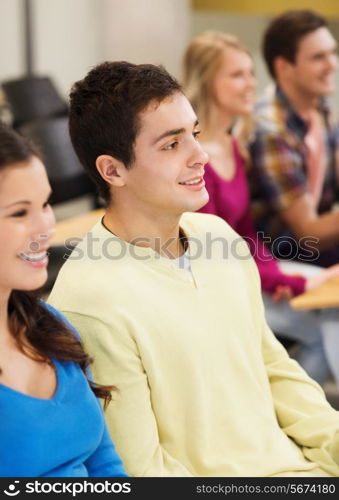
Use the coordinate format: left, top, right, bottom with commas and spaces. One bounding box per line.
262, 322, 339, 476
63, 312, 193, 477
84, 407, 128, 477
248, 258, 339, 476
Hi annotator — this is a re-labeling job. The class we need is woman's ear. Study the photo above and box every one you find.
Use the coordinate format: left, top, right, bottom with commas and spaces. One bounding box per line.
96, 155, 126, 187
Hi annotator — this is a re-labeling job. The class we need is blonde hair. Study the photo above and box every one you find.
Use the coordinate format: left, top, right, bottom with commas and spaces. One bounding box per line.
182, 31, 253, 159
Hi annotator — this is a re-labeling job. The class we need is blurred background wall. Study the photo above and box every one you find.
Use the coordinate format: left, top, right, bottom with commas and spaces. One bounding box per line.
0, 0, 190, 95
0, 0, 339, 100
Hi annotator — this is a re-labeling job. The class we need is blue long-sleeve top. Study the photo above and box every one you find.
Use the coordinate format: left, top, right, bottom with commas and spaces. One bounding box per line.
0, 305, 128, 477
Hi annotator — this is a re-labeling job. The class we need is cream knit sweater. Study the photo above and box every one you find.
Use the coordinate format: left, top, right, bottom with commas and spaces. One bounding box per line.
49, 212, 339, 477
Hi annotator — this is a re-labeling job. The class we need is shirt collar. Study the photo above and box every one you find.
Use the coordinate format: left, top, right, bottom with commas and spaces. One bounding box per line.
95, 216, 190, 265
275, 85, 330, 140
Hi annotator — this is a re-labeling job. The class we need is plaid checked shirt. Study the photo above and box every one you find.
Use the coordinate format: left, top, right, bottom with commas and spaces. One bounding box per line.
249, 86, 339, 242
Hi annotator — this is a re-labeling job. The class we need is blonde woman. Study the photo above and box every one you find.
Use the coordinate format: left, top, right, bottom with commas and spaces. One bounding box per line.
183, 30, 339, 386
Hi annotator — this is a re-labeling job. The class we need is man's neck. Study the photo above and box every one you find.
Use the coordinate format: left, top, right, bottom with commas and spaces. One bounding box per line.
102, 205, 185, 259
278, 81, 320, 122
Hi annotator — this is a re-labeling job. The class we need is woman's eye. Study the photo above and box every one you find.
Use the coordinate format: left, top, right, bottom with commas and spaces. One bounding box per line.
193, 130, 201, 140
11, 210, 27, 218
43, 201, 51, 209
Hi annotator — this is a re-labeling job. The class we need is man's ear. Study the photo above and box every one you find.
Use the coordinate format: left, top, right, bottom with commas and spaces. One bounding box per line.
274, 56, 294, 81
96, 155, 126, 187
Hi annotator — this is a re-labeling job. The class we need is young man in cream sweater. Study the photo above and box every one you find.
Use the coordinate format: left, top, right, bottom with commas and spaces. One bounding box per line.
48, 61, 339, 477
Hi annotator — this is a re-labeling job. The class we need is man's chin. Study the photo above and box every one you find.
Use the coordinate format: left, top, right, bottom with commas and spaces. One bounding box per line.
187, 195, 209, 213
319, 88, 335, 97
317, 81, 336, 96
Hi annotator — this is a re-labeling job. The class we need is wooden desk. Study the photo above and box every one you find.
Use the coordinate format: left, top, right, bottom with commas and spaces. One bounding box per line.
51, 209, 105, 246
290, 276, 339, 310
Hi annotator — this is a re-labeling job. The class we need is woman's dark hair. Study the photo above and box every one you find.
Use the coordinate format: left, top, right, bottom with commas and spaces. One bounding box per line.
0, 121, 39, 164
0, 123, 114, 407
263, 9, 327, 79
69, 61, 182, 204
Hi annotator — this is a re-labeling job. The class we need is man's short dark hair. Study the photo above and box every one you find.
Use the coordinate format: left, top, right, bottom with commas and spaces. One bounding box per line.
69, 61, 181, 204
263, 9, 328, 79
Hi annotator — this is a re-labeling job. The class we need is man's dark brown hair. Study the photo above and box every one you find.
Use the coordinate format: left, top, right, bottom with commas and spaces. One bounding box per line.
69, 61, 181, 204
263, 10, 328, 79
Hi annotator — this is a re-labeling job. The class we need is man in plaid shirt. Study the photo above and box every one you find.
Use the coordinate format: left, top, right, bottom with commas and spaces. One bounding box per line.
249, 10, 339, 267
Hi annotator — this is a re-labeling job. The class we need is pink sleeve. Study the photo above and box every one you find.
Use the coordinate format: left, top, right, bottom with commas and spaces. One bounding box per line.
201, 143, 307, 296
237, 206, 306, 296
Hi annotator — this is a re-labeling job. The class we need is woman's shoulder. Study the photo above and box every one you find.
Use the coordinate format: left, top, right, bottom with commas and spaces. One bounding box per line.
41, 300, 64, 319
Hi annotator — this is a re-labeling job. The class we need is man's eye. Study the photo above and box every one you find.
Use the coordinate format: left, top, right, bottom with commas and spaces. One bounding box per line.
163, 141, 178, 151
193, 130, 201, 140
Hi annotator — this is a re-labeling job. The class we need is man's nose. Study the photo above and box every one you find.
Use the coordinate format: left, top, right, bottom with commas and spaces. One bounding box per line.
191, 141, 208, 167
327, 53, 338, 71
247, 73, 256, 89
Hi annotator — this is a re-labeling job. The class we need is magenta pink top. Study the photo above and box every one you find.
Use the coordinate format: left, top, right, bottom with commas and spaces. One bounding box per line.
198, 139, 306, 296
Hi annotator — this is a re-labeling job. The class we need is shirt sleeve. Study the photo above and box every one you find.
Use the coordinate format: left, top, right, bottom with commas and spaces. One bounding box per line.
248, 258, 339, 476
250, 132, 307, 210
63, 312, 193, 477
84, 405, 129, 477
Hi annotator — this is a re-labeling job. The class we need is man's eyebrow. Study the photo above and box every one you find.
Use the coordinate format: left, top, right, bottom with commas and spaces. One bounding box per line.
152, 120, 200, 145
311, 44, 338, 57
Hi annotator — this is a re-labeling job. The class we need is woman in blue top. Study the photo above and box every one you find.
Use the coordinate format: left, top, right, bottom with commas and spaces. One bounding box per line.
0, 123, 127, 477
